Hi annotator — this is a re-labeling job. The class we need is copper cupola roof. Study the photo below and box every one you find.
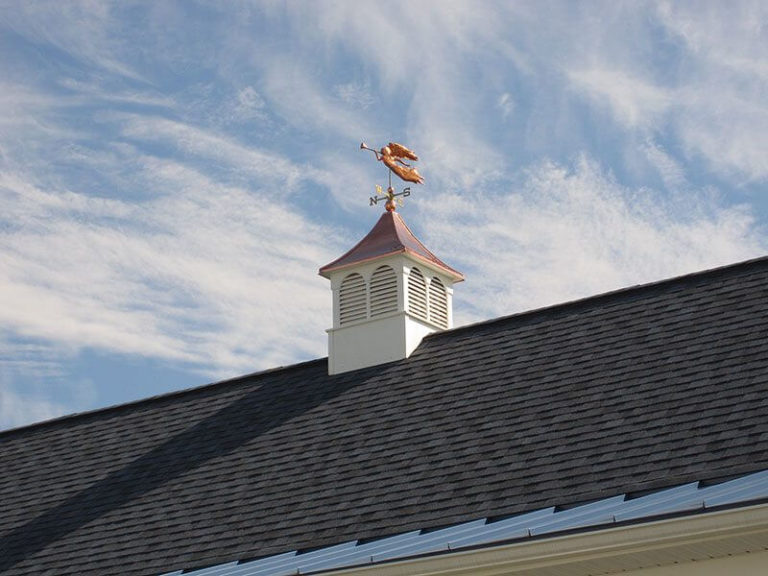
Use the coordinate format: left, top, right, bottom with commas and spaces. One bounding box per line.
319, 211, 464, 282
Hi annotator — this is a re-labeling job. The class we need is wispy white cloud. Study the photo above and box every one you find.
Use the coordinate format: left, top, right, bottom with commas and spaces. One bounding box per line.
233, 86, 267, 120
567, 68, 673, 129
0, 60, 347, 401
58, 78, 175, 108
498, 93, 515, 120
335, 81, 375, 110
0, 162, 342, 380
0, 104, 352, 383
259, 59, 377, 143
0, 83, 58, 128
561, 2, 768, 182
249, 2, 516, 190
1, 0, 767, 430
0, 1, 145, 81
0, 336, 69, 380
676, 94, 768, 183
0, 352, 97, 430
656, 1, 768, 80
680, 39, 768, 183
641, 139, 688, 191
0, 335, 86, 429
117, 114, 318, 191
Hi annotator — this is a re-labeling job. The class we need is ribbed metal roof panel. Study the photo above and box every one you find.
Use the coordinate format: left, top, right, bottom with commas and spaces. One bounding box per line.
161, 469, 768, 576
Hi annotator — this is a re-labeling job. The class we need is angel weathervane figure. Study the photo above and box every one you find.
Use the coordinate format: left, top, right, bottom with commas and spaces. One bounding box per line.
360, 141, 424, 185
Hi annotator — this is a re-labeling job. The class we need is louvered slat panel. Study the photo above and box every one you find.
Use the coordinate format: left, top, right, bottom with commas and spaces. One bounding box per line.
370, 266, 398, 317
428, 277, 448, 328
339, 273, 366, 325
408, 268, 428, 321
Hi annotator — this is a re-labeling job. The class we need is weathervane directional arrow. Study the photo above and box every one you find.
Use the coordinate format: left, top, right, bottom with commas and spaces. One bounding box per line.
369, 185, 411, 211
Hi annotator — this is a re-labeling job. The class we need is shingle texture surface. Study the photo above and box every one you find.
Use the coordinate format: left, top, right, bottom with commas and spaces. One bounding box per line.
2, 257, 768, 576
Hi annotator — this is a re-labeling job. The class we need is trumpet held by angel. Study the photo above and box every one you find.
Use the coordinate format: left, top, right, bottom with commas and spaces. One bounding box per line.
360, 141, 424, 184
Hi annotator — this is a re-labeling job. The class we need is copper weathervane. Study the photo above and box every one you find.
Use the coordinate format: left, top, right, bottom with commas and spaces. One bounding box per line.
361, 141, 424, 211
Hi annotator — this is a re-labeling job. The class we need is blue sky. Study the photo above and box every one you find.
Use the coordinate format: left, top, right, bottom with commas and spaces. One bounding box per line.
1, 1, 766, 430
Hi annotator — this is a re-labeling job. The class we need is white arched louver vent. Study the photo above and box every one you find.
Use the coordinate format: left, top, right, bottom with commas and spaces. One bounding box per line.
428, 277, 449, 329
339, 273, 366, 325
370, 265, 398, 318
407, 267, 428, 321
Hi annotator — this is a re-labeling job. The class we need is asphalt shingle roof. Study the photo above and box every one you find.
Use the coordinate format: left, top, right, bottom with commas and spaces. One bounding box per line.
1, 256, 768, 576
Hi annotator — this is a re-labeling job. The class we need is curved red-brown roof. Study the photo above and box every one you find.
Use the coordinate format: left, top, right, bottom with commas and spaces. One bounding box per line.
319, 211, 464, 281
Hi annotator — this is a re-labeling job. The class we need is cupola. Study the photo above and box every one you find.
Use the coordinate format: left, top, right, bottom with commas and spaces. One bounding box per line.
319, 194, 463, 375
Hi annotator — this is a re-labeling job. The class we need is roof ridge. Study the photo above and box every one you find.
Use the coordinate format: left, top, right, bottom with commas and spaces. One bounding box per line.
424, 254, 768, 341
4, 254, 765, 437
0, 356, 328, 438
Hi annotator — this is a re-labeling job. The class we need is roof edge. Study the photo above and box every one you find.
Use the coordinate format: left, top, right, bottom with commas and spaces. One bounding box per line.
0, 356, 329, 438
166, 469, 768, 576
329, 502, 768, 576
6, 254, 765, 437
425, 254, 768, 342
319, 247, 465, 281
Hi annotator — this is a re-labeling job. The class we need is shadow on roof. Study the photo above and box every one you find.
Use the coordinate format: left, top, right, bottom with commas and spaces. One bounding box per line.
0, 362, 360, 572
